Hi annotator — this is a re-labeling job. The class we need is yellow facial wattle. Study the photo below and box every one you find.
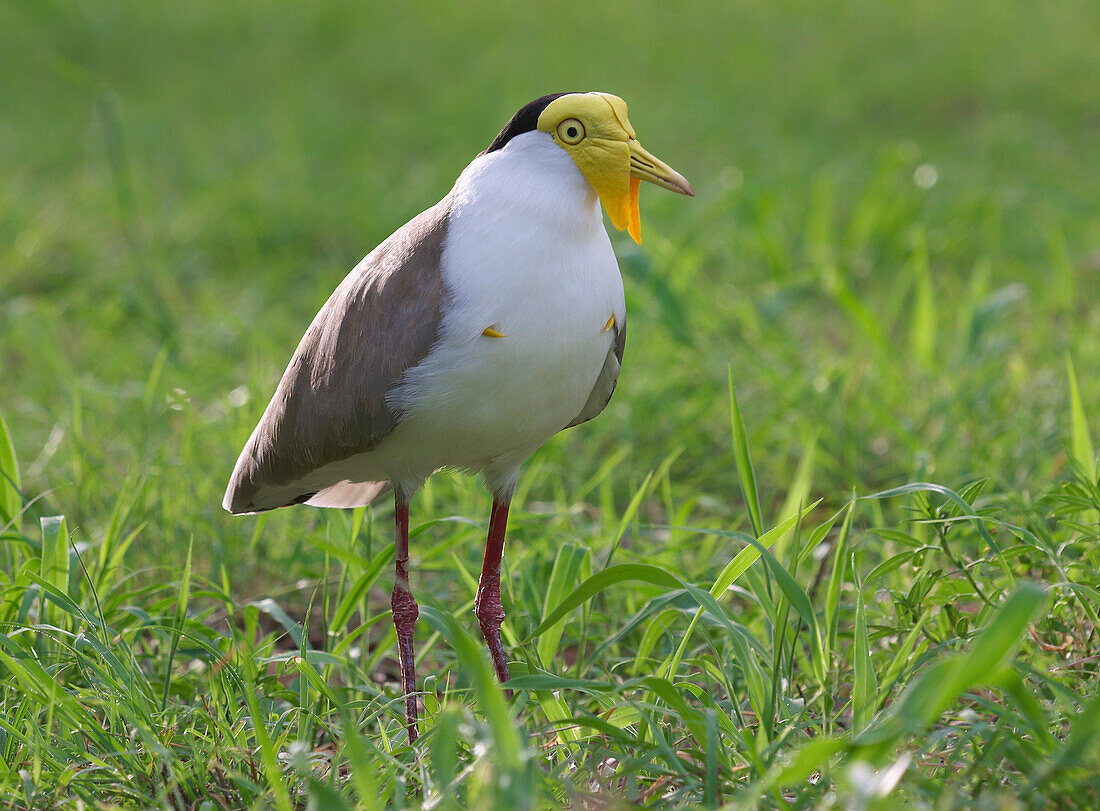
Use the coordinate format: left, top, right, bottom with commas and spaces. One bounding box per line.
537, 92, 694, 244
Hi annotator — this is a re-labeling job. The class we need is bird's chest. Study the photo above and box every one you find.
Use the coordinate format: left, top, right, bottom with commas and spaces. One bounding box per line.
391, 225, 624, 464
479, 250, 620, 381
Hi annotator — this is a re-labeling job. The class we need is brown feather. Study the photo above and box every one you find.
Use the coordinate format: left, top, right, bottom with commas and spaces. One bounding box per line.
224, 198, 452, 513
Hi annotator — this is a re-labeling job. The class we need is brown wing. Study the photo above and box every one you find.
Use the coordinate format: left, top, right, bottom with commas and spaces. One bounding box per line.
223, 198, 451, 514
565, 318, 626, 430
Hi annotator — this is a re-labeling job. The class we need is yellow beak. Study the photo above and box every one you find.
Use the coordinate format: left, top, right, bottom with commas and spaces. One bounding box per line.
629, 141, 695, 197
592, 139, 694, 244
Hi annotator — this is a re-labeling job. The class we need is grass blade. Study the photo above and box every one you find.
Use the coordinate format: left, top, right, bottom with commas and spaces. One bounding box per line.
823, 502, 854, 662
1066, 354, 1096, 473
525, 563, 682, 640
536, 543, 588, 666
858, 582, 1045, 749
729, 368, 763, 537
851, 570, 877, 734
0, 412, 22, 528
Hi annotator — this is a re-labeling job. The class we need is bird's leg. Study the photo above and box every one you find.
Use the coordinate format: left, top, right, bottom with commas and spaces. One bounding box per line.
390, 494, 420, 744
475, 498, 512, 687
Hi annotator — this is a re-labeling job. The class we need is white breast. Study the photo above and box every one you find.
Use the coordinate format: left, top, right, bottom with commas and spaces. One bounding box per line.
380, 132, 626, 484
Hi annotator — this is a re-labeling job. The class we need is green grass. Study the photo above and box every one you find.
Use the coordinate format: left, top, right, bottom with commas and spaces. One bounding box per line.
2, 0, 1099, 806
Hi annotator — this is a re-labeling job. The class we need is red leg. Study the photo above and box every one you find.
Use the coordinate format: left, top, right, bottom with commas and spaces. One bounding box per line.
390, 495, 420, 743
475, 498, 512, 687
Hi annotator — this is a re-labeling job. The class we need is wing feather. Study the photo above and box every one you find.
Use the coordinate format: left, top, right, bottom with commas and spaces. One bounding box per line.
223, 198, 451, 513
565, 318, 626, 430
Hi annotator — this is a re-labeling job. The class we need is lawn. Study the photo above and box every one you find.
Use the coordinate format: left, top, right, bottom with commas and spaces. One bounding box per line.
1, 0, 1099, 807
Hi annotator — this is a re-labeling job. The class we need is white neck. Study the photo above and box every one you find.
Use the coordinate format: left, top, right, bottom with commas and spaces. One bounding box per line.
448, 131, 603, 239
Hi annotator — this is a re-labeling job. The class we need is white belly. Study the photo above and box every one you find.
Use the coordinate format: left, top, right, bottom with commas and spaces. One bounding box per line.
396, 285, 618, 466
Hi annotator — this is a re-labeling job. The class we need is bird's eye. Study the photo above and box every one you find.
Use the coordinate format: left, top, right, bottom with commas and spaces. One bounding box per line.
556, 118, 585, 145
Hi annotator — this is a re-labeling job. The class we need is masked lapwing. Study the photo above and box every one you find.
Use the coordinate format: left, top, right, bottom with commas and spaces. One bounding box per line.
224, 91, 693, 742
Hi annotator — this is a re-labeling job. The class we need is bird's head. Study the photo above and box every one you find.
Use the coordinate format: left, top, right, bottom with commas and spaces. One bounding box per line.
488, 92, 694, 244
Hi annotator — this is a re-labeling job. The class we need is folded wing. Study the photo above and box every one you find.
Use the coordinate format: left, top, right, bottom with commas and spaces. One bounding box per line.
565, 318, 626, 430
223, 199, 452, 514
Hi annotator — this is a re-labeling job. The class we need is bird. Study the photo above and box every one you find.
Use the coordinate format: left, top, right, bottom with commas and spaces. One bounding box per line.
223, 91, 693, 743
